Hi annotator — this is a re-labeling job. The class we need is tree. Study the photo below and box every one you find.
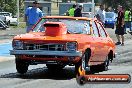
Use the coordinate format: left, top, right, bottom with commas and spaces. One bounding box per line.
102, 0, 132, 11
0, 0, 17, 15
19, 0, 24, 17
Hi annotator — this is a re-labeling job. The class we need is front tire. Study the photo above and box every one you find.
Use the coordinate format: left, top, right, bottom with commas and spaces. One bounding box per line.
75, 50, 90, 77
16, 58, 29, 74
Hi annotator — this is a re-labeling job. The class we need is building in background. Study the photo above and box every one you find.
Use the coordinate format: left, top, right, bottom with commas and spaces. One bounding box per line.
24, 0, 104, 16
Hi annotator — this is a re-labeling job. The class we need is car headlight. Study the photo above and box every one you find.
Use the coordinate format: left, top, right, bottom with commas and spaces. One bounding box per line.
12, 40, 23, 50
66, 42, 77, 51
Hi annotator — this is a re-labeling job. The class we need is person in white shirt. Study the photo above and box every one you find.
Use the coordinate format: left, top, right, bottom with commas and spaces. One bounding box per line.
96, 5, 105, 25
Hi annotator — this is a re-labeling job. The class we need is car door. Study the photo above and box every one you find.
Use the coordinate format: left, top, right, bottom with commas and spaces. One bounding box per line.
89, 21, 103, 63
96, 22, 109, 61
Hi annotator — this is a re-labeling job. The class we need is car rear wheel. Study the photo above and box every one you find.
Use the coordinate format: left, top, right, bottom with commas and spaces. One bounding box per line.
46, 64, 65, 70
15, 58, 29, 74
75, 50, 90, 77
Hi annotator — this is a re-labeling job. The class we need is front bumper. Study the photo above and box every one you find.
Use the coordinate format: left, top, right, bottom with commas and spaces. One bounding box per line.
10, 50, 82, 57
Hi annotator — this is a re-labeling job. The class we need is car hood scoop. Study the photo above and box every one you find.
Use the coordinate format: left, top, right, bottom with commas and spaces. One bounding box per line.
44, 22, 67, 36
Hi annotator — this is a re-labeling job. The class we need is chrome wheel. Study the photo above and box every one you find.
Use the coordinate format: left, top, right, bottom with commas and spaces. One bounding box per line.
75, 51, 90, 77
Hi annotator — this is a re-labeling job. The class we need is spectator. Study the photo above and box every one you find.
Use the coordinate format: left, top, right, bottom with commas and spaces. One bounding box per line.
115, 5, 125, 46
124, 8, 131, 33
96, 5, 105, 25
74, 5, 83, 17
68, 4, 76, 16
25, 1, 43, 33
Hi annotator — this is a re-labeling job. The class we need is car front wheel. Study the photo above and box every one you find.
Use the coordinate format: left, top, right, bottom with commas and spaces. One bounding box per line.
75, 50, 90, 77
16, 58, 29, 74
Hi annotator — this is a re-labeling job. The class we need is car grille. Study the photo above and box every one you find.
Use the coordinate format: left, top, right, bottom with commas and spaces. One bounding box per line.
23, 43, 65, 51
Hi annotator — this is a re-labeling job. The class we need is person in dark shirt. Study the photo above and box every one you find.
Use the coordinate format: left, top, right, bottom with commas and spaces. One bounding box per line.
74, 5, 82, 17
115, 5, 125, 46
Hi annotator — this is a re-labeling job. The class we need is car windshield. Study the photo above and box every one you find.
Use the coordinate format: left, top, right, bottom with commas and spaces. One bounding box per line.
33, 18, 91, 34
105, 13, 114, 18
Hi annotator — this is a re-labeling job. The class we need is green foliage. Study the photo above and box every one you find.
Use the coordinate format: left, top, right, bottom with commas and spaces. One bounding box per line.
0, 0, 17, 15
102, 0, 132, 11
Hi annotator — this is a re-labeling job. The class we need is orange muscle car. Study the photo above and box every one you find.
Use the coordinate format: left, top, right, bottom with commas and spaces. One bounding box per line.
10, 16, 115, 76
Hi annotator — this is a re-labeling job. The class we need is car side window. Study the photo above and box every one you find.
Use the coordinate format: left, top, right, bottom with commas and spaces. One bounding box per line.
92, 22, 99, 37
96, 23, 107, 38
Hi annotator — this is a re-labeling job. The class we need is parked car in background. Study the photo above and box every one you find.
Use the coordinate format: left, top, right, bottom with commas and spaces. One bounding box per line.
0, 15, 9, 29
0, 12, 18, 26
104, 12, 117, 29
0, 15, 6, 23
10, 16, 115, 76
0, 19, 8, 30
10, 16, 18, 26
